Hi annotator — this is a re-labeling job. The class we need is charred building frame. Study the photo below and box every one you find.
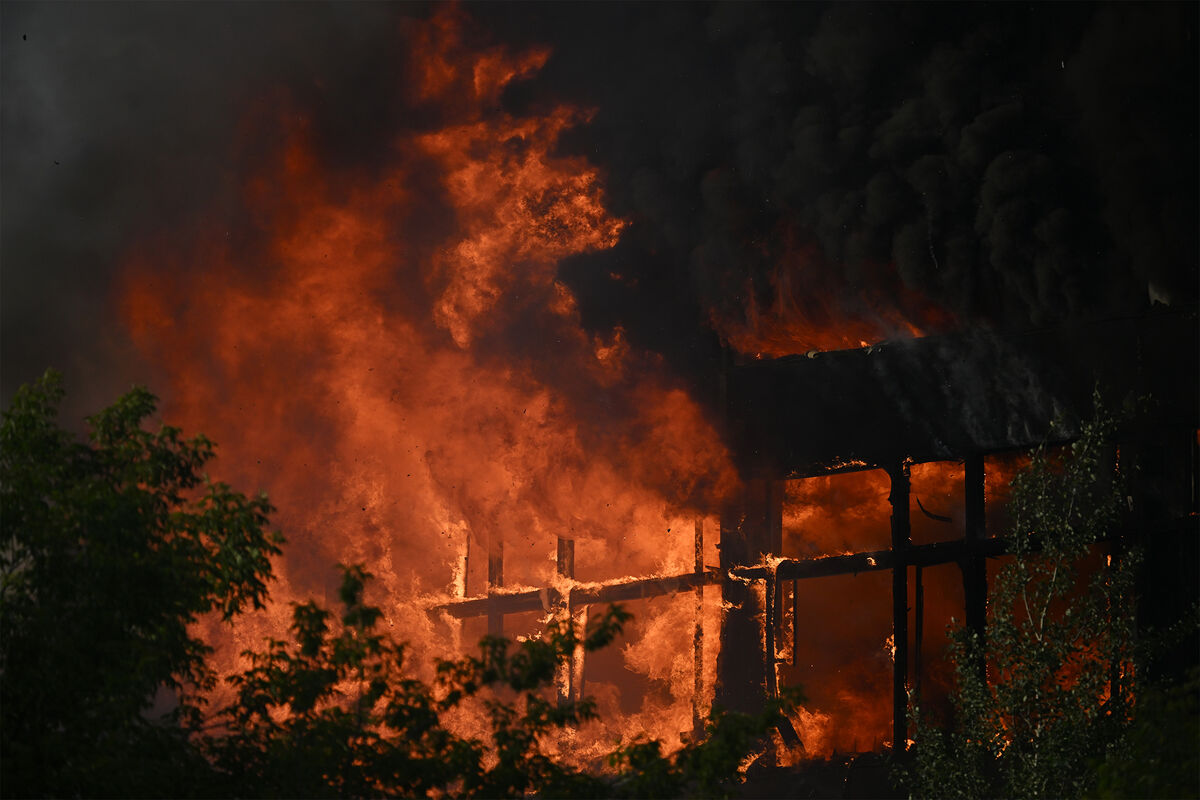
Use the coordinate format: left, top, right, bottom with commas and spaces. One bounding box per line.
436, 308, 1199, 752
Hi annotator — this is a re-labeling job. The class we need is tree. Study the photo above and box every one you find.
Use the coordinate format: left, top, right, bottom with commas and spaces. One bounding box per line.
1, 373, 788, 798
903, 403, 1145, 798
203, 563, 625, 798
204, 563, 796, 799
1, 371, 283, 797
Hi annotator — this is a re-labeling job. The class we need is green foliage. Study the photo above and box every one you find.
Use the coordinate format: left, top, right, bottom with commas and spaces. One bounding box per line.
904, 401, 1139, 798
205, 563, 625, 797
1094, 667, 1200, 799
609, 686, 804, 800
1, 373, 787, 798
1, 371, 283, 797
207, 564, 798, 798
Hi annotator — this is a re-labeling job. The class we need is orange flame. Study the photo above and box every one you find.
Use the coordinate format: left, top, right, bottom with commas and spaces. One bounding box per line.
120, 6, 734, 753
714, 239, 955, 357
773, 459, 1029, 757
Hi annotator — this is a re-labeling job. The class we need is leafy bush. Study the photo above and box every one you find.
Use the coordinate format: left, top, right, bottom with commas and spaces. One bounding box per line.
206, 562, 798, 798
1, 371, 282, 797
904, 403, 1142, 798
1, 373, 789, 798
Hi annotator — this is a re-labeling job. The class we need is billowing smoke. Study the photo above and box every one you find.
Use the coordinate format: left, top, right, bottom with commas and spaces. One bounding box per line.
4, 3, 1195, 406
478, 3, 1196, 366
1, 2, 412, 408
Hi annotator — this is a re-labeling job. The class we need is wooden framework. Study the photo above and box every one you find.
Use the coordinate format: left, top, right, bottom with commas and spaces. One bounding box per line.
433, 458, 997, 750
431, 311, 1197, 753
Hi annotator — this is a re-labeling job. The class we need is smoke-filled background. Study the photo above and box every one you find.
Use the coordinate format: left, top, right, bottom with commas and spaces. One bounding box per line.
5, 2, 1196, 407
3, 1, 1196, 755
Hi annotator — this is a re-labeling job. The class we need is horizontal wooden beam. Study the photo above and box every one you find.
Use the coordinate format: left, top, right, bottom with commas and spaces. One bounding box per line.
434, 521, 1154, 622
433, 570, 721, 620
733, 536, 1010, 582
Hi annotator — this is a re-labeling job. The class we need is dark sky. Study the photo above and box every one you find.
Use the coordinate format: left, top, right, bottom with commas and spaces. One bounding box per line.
3, 2, 1196, 415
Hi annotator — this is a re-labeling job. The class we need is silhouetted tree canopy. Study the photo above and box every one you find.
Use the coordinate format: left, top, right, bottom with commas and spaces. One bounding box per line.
902, 401, 1200, 799
0, 374, 792, 798
1, 371, 282, 796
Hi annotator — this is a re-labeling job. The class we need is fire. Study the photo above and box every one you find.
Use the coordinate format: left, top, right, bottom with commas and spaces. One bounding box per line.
773, 458, 1027, 757
120, 6, 734, 754
111, 4, 1042, 767
714, 238, 955, 356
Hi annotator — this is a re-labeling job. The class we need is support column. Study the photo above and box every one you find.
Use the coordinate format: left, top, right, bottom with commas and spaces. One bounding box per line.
764, 575, 778, 698
889, 463, 912, 753
556, 537, 575, 582
914, 565, 924, 705
791, 579, 800, 665
487, 537, 504, 637
963, 455, 987, 679
555, 537, 575, 706
693, 518, 705, 736
715, 480, 779, 715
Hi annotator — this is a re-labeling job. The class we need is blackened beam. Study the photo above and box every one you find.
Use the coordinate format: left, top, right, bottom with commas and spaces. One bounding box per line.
433, 570, 721, 619
692, 518, 705, 737
555, 537, 575, 707
890, 463, 911, 756
488, 538, 504, 637
963, 454, 987, 681
436, 537, 1013, 620
732, 537, 1011, 582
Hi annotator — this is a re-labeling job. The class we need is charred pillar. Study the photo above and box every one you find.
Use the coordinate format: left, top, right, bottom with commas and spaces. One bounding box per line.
487, 537, 504, 637
555, 536, 576, 706
715, 479, 783, 715
693, 518, 705, 736
914, 565, 924, 704
962, 455, 987, 679
556, 536, 575, 583
888, 463, 911, 752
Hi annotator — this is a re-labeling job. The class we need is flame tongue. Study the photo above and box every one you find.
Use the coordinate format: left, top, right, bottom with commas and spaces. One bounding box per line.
713, 238, 955, 357
120, 6, 735, 751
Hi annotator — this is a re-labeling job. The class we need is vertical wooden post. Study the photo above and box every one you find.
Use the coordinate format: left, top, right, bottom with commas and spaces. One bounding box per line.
487, 537, 504, 637
693, 518, 705, 736
889, 463, 912, 753
964, 455, 987, 680
459, 535, 471, 599
764, 575, 778, 698
792, 579, 800, 665
556, 537, 575, 581
767, 480, 784, 555
573, 603, 588, 702
715, 486, 767, 715
556, 536, 575, 706
762, 570, 800, 750
914, 565, 924, 705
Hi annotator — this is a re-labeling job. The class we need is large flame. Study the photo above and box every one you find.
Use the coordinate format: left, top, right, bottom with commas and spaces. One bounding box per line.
120, 6, 733, 753
115, 5, 1028, 764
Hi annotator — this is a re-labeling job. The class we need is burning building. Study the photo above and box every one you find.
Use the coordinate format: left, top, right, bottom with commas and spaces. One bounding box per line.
3, 0, 1197, 771
718, 310, 1199, 751
432, 308, 1199, 757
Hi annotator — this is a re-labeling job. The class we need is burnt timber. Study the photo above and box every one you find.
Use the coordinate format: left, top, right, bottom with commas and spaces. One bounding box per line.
725, 311, 1196, 480
433, 569, 719, 620
432, 309, 1198, 754
717, 308, 1199, 751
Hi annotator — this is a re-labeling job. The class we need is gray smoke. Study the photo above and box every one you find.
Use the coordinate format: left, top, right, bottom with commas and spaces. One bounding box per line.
1, 1, 410, 411
486, 2, 1196, 384
3, 2, 1195, 415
